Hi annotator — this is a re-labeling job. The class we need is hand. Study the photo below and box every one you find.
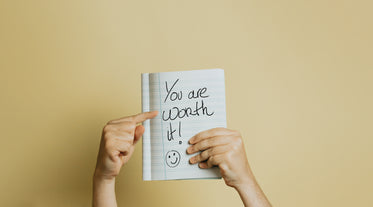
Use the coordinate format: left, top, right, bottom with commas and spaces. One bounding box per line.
187, 128, 272, 207
187, 127, 253, 188
94, 111, 158, 180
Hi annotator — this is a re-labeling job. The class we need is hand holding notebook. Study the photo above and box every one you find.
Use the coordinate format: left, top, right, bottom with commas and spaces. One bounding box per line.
94, 69, 272, 206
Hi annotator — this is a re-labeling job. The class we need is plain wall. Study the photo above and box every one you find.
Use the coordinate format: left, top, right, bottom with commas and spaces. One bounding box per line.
0, 0, 372, 206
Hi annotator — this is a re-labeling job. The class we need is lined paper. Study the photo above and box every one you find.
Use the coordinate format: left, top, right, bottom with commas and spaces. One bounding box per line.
142, 69, 226, 180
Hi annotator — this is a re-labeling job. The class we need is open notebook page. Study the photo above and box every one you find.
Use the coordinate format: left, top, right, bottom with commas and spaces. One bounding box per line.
142, 69, 226, 180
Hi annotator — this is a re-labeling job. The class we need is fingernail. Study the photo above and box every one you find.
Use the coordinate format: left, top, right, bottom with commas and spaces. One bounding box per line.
199, 162, 206, 168
188, 137, 194, 144
186, 146, 192, 154
189, 157, 195, 164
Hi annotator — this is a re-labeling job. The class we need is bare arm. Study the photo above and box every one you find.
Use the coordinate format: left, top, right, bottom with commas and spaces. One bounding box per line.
187, 128, 272, 207
92, 111, 158, 207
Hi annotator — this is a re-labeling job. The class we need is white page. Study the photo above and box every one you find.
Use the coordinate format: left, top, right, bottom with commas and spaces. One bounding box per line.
142, 69, 226, 180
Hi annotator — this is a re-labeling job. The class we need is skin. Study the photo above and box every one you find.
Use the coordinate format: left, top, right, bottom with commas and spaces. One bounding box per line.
93, 111, 271, 207
187, 128, 272, 207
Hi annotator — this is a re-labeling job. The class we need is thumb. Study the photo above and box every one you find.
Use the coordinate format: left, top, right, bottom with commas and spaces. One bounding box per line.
134, 125, 145, 144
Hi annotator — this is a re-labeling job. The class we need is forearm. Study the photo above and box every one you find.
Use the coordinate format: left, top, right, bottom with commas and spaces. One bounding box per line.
92, 174, 117, 207
234, 177, 272, 207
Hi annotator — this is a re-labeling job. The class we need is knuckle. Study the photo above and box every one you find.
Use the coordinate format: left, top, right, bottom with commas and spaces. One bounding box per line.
209, 155, 215, 163
196, 154, 203, 162
102, 125, 112, 133
207, 138, 214, 146
200, 140, 209, 150
190, 145, 197, 153
196, 142, 205, 151
201, 150, 209, 160
198, 140, 209, 151
189, 145, 195, 153
209, 147, 216, 155
233, 136, 243, 145
192, 143, 200, 152
103, 131, 114, 141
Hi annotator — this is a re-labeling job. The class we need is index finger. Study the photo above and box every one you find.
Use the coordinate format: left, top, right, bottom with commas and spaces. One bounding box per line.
109, 111, 158, 124
189, 127, 232, 144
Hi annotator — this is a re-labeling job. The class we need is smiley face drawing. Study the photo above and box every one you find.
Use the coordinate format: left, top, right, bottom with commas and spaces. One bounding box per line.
165, 150, 181, 168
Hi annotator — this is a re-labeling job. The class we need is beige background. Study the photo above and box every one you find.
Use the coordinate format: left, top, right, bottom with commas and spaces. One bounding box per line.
1, 0, 372, 206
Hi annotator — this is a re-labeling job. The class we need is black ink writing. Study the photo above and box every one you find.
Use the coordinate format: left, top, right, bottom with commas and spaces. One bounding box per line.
166, 121, 181, 141
162, 78, 215, 144
187, 87, 209, 99
162, 100, 214, 121
164, 79, 182, 103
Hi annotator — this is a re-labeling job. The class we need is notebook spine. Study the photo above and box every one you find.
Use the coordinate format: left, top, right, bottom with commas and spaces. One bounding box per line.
141, 73, 152, 180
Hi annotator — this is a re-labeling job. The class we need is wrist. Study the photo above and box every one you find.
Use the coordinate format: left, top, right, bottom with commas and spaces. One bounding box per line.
93, 169, 117, 207
94, 168, 116, 182
232, 173, 256, 191
233, 180, 251, 192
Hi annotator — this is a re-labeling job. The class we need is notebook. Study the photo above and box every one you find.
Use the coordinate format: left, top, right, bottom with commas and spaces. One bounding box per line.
141, 69, 227, 180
